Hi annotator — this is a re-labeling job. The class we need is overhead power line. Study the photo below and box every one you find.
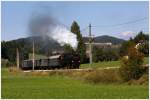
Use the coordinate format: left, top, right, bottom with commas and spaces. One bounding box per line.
91, 17, 148, 28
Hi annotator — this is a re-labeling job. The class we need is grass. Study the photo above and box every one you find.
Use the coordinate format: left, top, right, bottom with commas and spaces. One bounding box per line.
81, 57, 149, 69
144, 57, 149, 65
81, 60, 120, 69
1, 68, 149, 99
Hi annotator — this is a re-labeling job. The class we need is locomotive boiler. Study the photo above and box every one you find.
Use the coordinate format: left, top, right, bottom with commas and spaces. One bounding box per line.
21, 53, 80, 70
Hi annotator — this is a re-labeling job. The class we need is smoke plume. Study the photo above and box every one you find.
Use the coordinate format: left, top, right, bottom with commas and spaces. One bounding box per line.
29, 13, 78, 49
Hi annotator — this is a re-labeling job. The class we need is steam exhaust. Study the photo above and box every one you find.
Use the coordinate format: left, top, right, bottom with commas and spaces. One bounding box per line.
29, 13, 78, 49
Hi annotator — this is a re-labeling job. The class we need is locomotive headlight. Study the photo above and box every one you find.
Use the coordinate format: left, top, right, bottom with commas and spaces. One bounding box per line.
72, 61, 74, 62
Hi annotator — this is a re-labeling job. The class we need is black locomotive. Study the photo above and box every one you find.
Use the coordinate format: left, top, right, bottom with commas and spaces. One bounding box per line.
21, 53, 80, 70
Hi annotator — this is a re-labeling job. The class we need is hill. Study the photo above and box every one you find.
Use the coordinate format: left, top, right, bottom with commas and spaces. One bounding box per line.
83, 35, 125, 45
1, 36, 63, 62
1, 35, 125, 62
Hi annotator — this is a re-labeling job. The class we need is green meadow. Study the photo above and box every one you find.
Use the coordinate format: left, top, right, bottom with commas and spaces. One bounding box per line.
1, 66, 148, 99
81, 57, 149, 69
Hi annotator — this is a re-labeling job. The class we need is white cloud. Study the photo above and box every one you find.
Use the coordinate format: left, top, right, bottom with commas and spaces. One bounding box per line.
121, 31, 133, 36
119, 31, 135, 40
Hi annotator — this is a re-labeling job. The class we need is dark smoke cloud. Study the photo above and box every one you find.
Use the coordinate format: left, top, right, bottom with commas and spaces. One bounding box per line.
28, 12, 78, 49
29, 14, 56, 36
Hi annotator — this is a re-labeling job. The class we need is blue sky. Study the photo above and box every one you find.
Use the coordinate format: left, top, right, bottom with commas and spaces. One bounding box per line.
1, 1, 149, 41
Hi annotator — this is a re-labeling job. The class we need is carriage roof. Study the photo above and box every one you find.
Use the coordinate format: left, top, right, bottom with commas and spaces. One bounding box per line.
49, 55, 61, 59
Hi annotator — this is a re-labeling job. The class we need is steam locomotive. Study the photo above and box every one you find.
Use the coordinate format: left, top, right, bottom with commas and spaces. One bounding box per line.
21, 53, 80, 70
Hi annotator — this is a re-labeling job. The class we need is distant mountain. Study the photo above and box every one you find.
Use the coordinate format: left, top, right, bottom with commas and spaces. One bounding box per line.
11, 36, 64, 53
1, 36, 64, 62
3, 35, 125, 55
83, 35, 125, 45
3, 35, 125, 54
1, 35, 125, 62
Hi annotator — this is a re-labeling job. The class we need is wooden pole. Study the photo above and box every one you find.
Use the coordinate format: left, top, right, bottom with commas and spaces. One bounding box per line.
32, 40, 35, 70
89, 23, 92, 67
16, 48, 19, 69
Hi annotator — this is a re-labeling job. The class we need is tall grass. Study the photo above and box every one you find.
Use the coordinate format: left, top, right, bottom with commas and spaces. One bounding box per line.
81, 69, 122, 84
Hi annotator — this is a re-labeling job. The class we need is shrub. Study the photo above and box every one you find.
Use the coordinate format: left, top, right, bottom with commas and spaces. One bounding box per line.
119, 46, 144, 81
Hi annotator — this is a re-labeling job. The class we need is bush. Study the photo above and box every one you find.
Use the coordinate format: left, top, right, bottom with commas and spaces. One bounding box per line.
119, 46, 144, 81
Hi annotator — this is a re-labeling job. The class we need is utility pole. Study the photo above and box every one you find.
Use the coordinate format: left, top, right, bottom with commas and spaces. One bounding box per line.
16, 48, 19, 69
32, 40, 35, 71
89, 23, 92, 66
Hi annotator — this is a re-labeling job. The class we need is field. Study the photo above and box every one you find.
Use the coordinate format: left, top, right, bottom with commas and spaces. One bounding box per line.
81, 57, 149, 69
1, 67, 149, 99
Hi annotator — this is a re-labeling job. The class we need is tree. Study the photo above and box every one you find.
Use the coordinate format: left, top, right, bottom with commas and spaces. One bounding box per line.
71, 21, 86, 63
105, 49, 119, 61
92, 46, 119, 62
119, 40, 135, 56
1, 40, 30, 64
133, 31, 149, 56
119, 31, 149, 57
134, 31, 149, 43
92, 46, 103, 62
119, 45, 144, 81
1, 41, 7, 59
64, 44, 75, 53
138, 41, 149, 57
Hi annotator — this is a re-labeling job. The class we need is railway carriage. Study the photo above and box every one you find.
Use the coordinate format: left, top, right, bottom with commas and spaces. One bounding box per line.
21, 53, 80, 70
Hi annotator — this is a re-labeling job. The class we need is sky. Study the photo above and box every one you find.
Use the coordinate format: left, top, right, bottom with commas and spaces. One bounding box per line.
1, 1, 149, 41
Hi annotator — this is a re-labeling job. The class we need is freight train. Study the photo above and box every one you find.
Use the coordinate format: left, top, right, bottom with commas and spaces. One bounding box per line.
21, 53, 80, 70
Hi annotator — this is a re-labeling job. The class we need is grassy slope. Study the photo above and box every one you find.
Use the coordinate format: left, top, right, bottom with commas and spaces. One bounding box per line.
81, 57, 149, 69
1, 68, 148, 99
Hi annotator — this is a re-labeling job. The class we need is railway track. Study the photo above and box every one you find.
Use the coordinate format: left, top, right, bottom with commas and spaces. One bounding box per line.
22, 64, 149, 73
22, 63, 149, 73
22, 66, 120, 73
23, 68, 92, 72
